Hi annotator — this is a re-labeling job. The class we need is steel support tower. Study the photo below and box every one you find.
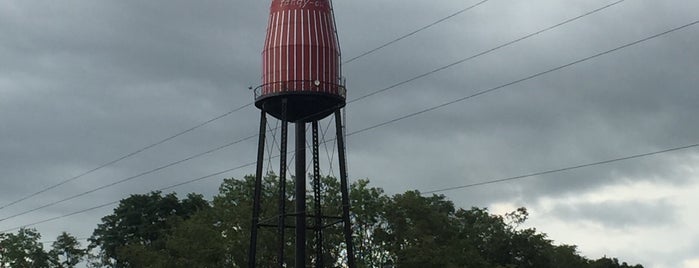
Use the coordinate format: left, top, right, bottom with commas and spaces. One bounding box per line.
248, 107, 356, 268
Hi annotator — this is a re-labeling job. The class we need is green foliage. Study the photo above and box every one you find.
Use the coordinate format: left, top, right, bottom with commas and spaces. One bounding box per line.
376, 191, 481, 267
350, 179, 391, 268
88, 191, 210, 267
0, 228, 50, 267
589, 257, 645, 268
211, 173, 296, 267
0, 230, 86, 268
9, 175, 643, 268
49, 232, 87, 268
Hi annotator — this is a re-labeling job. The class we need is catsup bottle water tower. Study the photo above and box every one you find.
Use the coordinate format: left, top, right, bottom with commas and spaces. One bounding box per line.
249, 0, 356, 267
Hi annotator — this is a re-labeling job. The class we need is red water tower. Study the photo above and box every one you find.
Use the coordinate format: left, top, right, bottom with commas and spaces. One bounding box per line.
255, 0, 346, 122
249, 1, 356, 268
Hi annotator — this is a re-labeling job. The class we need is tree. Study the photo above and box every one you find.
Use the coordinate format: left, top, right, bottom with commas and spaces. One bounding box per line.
0, 228, 50, 268
88, 191, 209, 267
211, 173, 295, 267
349, 179, 391, 268
82, 175, 645, 268
590, 257, 644, 268
549, 245, 589, 268
49, 232, 87, 268
375, 191, 492, 268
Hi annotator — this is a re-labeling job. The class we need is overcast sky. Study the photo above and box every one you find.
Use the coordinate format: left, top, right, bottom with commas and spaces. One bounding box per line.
1, 0, 699, 267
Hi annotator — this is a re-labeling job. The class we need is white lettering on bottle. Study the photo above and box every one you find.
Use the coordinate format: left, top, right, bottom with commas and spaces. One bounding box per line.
280, 0, 325, 8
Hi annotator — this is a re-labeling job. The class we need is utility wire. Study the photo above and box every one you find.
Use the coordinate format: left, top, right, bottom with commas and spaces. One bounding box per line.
0, 103, 253, 211
422, 143, 699, 194
289, 0, 627, 123
0, 1, 495, 210
7, 134, 698, 232
342, 0, 491, 64
7, 17, 699, 231
348, 0, 626, 104
0, 134, 257, 222
40, 237, 89, 245
2, 201, 119, 234
1, 161, 257, 233
347, 18, 699, 137
3, 130, 342, 232
0, 0, 688, 230
24, 142, 699, 237
4, 14, 696, 228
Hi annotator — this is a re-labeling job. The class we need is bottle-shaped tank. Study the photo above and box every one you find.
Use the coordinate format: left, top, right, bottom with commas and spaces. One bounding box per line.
255, 0, 345, 122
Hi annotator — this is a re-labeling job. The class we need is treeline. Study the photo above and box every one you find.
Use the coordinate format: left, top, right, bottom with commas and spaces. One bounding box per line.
0, 175, 643, 267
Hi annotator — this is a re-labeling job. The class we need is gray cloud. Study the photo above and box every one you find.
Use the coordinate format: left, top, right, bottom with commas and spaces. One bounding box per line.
549, 199, 677, 229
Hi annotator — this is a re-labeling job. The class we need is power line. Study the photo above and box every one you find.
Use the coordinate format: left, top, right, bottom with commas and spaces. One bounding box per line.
40, 237, 89, 245
0, 0, 619, 223
11, 12, 699, 230
22, 143, 699, 238
287, 0, 628, 121
0, 0, 510, 219
348, 0, 626, 104
2, 127, 343, 232
422, 143, 699, 194
5, 14, 697, 229
0, 134, 258, 223
5, 1, 696, 233
342, 0, 491, 64
0, 102, 253, 211
2, 201, 118, 234
10, 140, 699, 233
347, 18, 699, 137
1, 1, 496, 211
1, 161, 257, 233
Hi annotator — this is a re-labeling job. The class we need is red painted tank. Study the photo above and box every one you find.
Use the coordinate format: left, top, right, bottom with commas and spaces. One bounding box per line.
255, 0, 345, 122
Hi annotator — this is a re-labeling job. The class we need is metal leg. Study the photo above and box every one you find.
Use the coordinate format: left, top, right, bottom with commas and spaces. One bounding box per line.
277, 99, 288, 267
249, 110, 267, 268
312, 121, 324, 268
295, 121, 307, 268
335, 110, 356, 268
251, 108, 352, 267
